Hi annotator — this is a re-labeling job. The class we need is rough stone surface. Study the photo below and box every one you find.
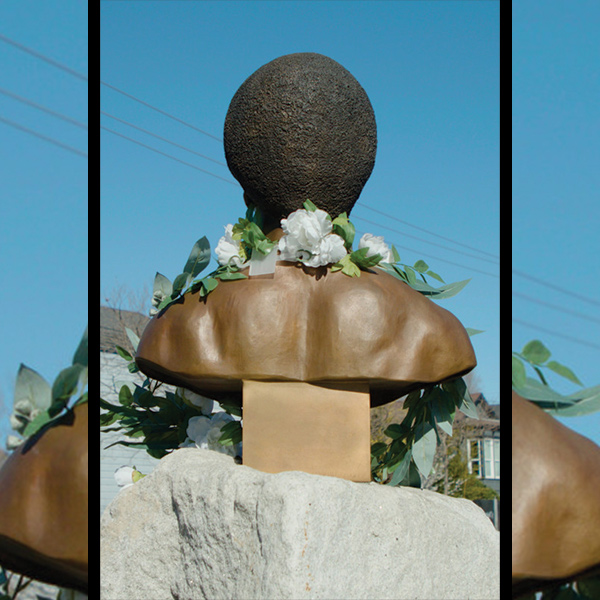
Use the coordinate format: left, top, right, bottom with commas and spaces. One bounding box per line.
101, 449, 499, 600
224, 52, 377, 220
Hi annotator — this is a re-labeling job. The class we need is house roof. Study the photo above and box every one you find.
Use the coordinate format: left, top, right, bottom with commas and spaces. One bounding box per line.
457, 392, 500, 434
100, 306, 150, 355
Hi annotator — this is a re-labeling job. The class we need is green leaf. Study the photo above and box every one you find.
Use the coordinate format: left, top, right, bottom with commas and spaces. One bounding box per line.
115, 345, 133, 362
521, 340, 551, 365
14, 364, 52, 412
218, 420, 242, 446
50, 364, 84, 412
412, 422, 437, 478
153, 272, 173, 298
172, 272, 192, 297
384, 423, 408, 440
303, 199, 318, 212
431, 389, 453, 435
125, 327, 140, 353
332, 253, 361, 277
413, 260, 429, 273
350, 247, 382, 269
426, 270, 444, 283
512, 355, 527, 388
546, 360, 583, 386
22, 410, 54, 438
183, 236, 211, 277
200, 276, 219, 297
72, 325, 88, 367
388, 449, 412, 486
331, 212, 355, 249
391, 245, 401, 263
466, 328, 485, 336
119, 384, 133, 406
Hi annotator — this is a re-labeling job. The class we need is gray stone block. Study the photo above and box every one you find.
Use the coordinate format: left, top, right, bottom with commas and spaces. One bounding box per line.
101, 449, 499, 599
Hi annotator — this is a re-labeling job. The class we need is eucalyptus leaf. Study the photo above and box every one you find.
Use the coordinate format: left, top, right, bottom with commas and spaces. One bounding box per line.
125, 327, 140, 353
72, 325, 88, 367
153, 272, 173, 298
512, 376, 574, 405
521, 340, 551, 365
388, 449, 412, 486
172, 272, 192, 297
466, 328, 485, 337
412, 422, 437, 478
512, 355, 527, 388
183, 236, 211, 277
350, 247, 382, 269
115, 345, 133, 362
14, 364, 52, 412
546, 360, 583, 386
413, 260, 429, 273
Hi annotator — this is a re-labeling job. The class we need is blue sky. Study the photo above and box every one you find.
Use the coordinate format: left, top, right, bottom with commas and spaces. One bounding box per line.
101, 3, 499, 405
0, 3, 88, 448
513, 0, 600, 444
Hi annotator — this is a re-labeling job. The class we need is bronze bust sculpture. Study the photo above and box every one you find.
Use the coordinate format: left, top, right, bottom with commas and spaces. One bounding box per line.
136, 53, 476, 481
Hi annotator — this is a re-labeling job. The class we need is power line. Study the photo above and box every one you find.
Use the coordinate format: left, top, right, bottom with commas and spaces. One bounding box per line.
0, 86, 88, 130
99, 87, 498, 265
101, 125, 237, 185
0, 116, 87, 158
512, 318, 600, 352
512, 269, 600, 308
101, 81, 222, 142
513, 291, 600, 325
101, 111, 226, 167
0, 33, 88, 82
353, 227, 499, 278
100, 110, 498, 275
356, 202, 499, 260
352, 214, 499, 266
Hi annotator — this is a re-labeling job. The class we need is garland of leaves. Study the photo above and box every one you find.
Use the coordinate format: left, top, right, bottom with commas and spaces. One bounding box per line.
101, 204, 483, 487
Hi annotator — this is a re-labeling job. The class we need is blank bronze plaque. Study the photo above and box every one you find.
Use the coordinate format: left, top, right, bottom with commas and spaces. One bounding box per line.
242, 380, 371, 482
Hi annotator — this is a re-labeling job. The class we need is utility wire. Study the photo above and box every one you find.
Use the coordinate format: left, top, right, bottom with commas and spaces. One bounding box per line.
101, 112, 499, 276
0, 86, 88, 129
352, 214, 499, 266
513, 318, 600, 352
356, 202, 499, 260
101, 125, 237, 185
99, 84, 497, 263
101, 81, 222, 142
512, 269, 600, 308
0, 33, 88, 82
353, 227, 499, 278
101, 111, 226, 167
513, 291, 600, 326
0, 116, 87, 158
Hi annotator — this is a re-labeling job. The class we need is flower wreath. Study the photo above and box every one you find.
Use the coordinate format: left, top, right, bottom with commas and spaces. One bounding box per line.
150, 200, 469, 315
101, 202, 483, 490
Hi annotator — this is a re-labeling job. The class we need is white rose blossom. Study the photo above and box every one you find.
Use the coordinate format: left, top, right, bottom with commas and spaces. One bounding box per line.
183, 413, 240, 458
278, 208, 347, 268
358, 233, 394, 263
215, 224, 246, 268
114, 465, 134, 488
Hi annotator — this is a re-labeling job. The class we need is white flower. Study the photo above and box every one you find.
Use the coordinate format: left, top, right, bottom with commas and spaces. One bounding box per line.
184, 413, 240, 458
215, 224, 246, 267
279, 208, 347, 268
177, 387, 214, 415
358, 233, 394, 263
114, 465, 135, 488
186, 415, 213, 449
